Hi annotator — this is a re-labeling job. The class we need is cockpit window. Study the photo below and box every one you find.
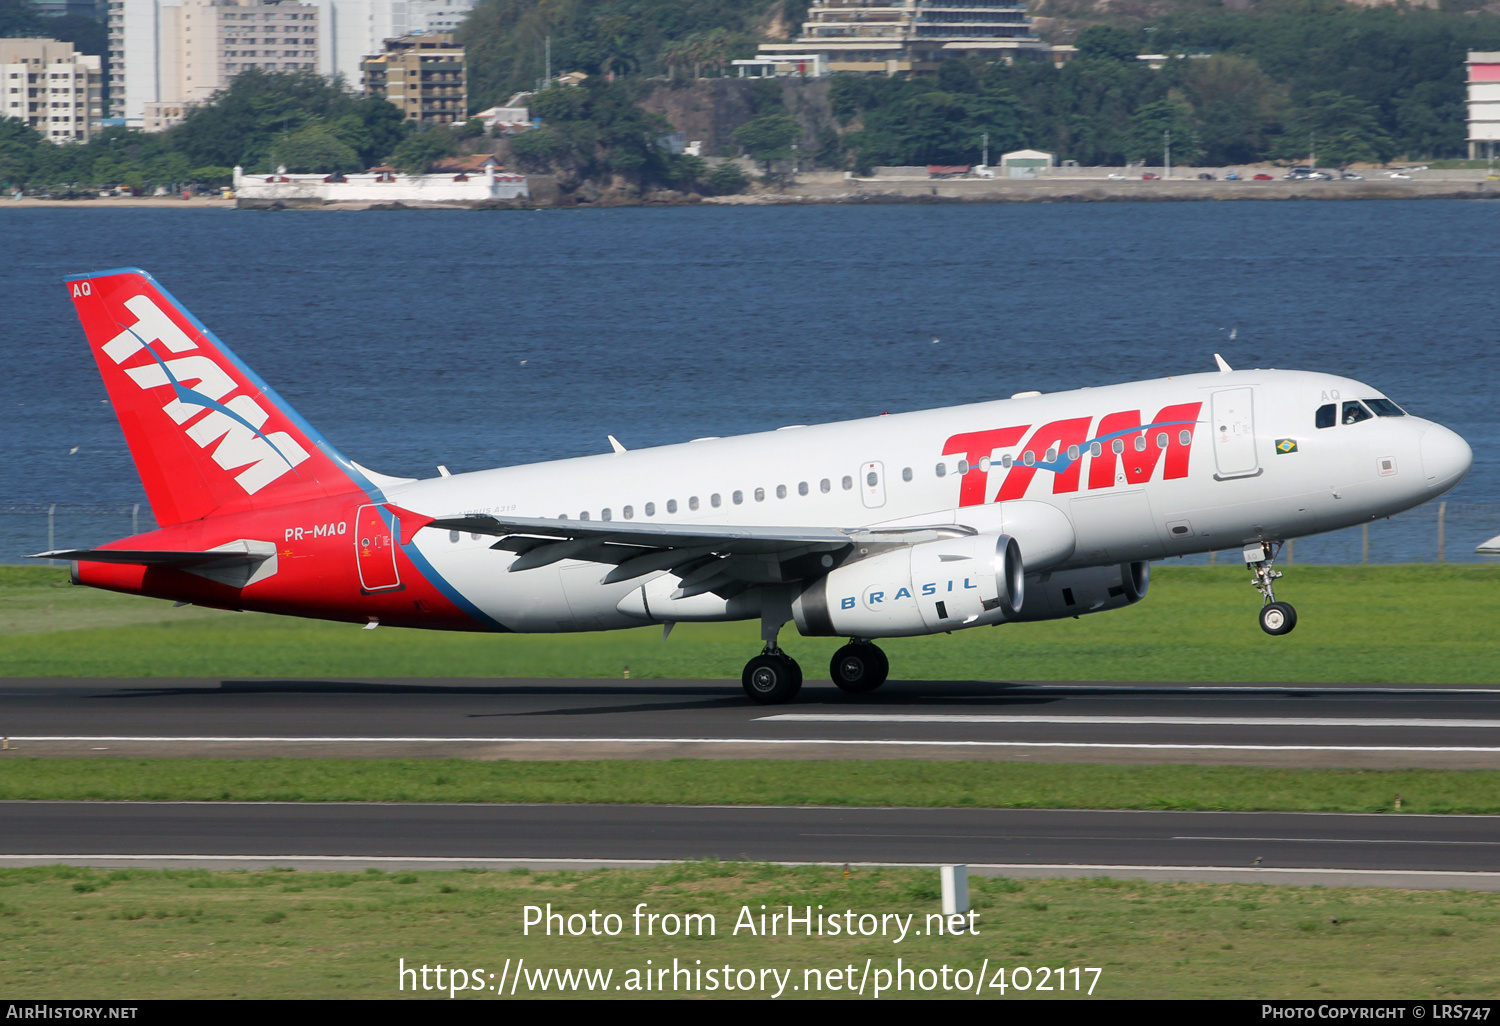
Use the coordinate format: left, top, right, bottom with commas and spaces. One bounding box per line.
1365, 398, 1406, 417
1315, 403, 1336, 429
1342, 400, 1373, 425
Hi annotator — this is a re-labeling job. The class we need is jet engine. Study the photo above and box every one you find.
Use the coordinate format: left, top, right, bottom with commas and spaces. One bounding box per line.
1010, 561, 1149, 622
793, 533, 1023, 638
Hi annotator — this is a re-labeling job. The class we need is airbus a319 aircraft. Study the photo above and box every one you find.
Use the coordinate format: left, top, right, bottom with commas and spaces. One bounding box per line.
39, 269, 1473, 704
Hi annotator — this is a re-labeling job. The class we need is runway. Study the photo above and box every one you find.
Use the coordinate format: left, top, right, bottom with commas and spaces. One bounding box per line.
3, 677, 1500, 766
4, 802, 1499, 889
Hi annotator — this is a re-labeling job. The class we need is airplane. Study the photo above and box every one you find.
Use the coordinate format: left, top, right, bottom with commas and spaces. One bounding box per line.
35, 268, 1474, 704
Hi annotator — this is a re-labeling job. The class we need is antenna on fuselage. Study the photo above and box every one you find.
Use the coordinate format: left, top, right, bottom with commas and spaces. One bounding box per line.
1214, 353, 1233, 373
607, 435, 627, 454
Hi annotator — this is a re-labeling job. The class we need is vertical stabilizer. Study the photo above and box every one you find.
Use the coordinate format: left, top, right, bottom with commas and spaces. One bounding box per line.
68, 268, 373, 526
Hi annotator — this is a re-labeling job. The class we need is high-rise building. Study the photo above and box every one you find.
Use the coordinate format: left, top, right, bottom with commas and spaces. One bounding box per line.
757, 0, 1045, 75
0, 37, 104, 142
1469, 51, 1500, 161
361, 31, 464, 124
307, 0, 473, 92
108, 0, 319, 129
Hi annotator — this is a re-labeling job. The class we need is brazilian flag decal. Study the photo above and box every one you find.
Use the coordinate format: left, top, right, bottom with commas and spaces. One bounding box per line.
1276, 438, 1299, 454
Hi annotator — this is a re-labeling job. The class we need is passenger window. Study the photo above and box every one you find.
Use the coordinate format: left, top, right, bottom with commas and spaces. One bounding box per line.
1001, 455, 1012, 468
755, 487, 765, 502
902, 467, 912, 482
1342, 401, 1373, 425
645, 502, 656, 516
1022, 451, 1035, 466
1365, 398, 1406, 417
666, 499, 678, 513
842, 476, 853, 490
688, 496, 699, 511
623, 506, 634, 519
820, 479, 831, 493
1133, 435, 1146, 452
935, 463, 946, 478
601, 509, 612, 521
1067, 445, 1080, 461
732, 491, 743, 505
957, 459, 969, 475
711, 493, 721, 508
1156, 432, 1167, 450
1090, 442, 1102, 458
1178, 430, 1191, 446
798, 481, 809, 496
1044, 447, 1057, 463
1111, 438, 1125, 454
776, 484, 787, 499
449, 531, 460, 543
580, 511, 590, 521
1315, 403, 1336, 429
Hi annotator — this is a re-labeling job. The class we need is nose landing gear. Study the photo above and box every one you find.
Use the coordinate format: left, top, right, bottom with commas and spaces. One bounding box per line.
1245, 541, 1297, 636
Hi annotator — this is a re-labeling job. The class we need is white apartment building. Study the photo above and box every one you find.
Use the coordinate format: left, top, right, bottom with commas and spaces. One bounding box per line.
108, 0, 319, 129
307, 0, 473, 90
0, 37, 104, 142
1469, 51, 1500, 160
757, 0, 1046, 75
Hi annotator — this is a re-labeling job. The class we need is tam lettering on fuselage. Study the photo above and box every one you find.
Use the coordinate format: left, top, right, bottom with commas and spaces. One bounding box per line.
942, 402, 1202, 505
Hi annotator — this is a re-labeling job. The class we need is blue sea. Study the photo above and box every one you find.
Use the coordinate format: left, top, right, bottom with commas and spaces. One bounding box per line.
1, 200, 1496, 562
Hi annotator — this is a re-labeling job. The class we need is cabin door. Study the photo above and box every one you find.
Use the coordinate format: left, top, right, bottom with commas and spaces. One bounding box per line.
1210, 388, 1260, 479
354, 504, 402, 592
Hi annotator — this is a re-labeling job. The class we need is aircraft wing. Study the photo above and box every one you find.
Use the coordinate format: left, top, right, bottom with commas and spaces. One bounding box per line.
422, 512, 972, 594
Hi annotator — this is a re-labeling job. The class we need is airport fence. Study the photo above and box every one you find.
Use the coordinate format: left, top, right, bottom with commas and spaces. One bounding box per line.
0, 500, 1496, 567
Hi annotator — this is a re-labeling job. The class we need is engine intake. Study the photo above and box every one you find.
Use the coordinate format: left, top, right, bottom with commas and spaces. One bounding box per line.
794, 533, 1023, 638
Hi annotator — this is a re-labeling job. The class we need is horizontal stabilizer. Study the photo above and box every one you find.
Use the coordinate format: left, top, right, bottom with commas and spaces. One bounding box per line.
31, 539, 278, 588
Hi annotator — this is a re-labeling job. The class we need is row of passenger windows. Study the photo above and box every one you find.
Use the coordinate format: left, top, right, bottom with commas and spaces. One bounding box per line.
566, 476, 854, 521
1316, 398, 1406, 429
545, 431, 1195, 523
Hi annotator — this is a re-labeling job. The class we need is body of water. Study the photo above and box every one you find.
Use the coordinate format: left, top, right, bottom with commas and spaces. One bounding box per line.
2, 201, 1496, 562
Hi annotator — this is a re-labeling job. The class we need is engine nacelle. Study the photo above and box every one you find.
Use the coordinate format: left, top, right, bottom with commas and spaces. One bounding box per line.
1010, 561, 1150, 622
794, 533, 1023, 638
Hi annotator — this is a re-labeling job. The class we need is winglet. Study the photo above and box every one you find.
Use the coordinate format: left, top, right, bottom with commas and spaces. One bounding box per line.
608, 435, 627, 454
1214, 353, 1233, 373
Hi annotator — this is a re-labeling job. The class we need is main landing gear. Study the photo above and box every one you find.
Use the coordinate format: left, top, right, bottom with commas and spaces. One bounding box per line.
1245, 541, 1298, 636
740, 605, 891, 704
830, 640, 889, 695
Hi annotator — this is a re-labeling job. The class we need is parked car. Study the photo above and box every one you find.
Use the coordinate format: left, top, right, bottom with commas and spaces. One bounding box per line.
1340, 171, 1363, 181
1388, 172, 1411, 180
1141, 172, 1160, 180
1106, 173, 1128, 180
1224, 171, 1241, 180
1252, 173, 1273, 180
1197, 172, 1215, 180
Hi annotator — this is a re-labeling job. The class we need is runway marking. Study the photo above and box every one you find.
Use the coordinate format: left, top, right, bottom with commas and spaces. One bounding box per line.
1173, 836, 1500, 846
758, 714, 1500, 728
7, 736, 1500, 753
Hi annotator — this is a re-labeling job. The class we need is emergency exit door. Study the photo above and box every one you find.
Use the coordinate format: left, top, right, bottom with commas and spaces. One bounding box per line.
1210, 387, 1260, 479
355, 504, 402, 592
861, 461, 886, 508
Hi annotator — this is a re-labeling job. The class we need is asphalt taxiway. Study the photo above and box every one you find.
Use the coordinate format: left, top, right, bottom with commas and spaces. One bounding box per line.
3, 677, 1500, 767
4, 802, 1499, 890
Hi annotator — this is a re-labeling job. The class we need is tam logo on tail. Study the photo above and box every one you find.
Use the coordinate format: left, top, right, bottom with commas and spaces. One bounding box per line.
70, 268, 365, 526
101, 293, 310, 495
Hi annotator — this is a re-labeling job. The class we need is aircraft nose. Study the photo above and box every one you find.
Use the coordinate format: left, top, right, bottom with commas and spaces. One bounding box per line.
1420, 423, 1473, 496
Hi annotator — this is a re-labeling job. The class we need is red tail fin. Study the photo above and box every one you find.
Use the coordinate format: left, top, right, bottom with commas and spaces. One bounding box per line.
69, 268, 369, 526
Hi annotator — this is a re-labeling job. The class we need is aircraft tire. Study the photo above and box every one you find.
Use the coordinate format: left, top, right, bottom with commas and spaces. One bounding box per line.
830, 642, 889, 694
1259, 601, 1298, 636
742, 653, 803, 704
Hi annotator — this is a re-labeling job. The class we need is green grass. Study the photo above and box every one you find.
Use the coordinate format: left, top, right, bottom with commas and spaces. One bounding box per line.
1, 863, 1497, 999
1, 759, 1496, 813
2, 564, 1498, 683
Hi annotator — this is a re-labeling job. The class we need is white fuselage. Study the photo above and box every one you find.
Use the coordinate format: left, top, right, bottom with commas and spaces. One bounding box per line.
376, 368, 1471, 633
